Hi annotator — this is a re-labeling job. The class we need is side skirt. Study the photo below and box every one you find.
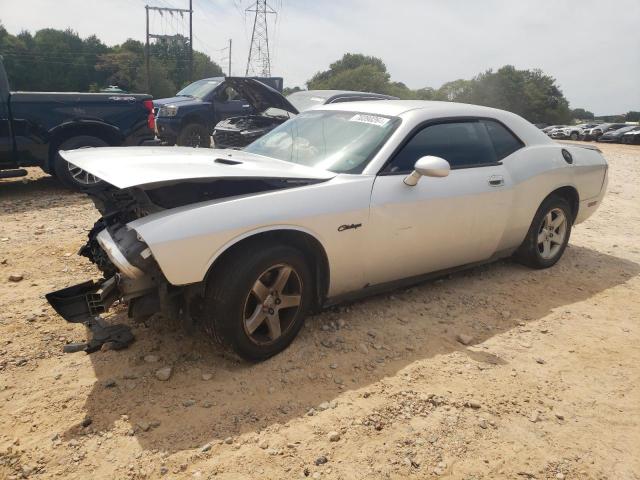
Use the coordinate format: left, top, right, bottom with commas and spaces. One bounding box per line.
322, 248, 516, 308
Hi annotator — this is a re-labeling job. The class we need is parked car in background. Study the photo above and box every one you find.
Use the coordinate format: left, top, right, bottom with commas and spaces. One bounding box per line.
542, 125, 565, 136
154, 76, 283, 147
213, 86, 397, 149
0, 56, 156, 189
582, 123, 628, 141
547, 126, 567, 138
553, 123, 599, 140
47, 101, 608, 360
597, 125, 640, 143
621, 128, 640, 144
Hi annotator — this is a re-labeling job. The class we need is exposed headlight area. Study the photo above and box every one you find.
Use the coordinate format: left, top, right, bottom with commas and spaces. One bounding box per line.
158, 104, 179, 117
96, 228, 146, 279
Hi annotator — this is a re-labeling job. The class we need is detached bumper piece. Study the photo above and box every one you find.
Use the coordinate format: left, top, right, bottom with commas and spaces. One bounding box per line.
46, 279, 134, 353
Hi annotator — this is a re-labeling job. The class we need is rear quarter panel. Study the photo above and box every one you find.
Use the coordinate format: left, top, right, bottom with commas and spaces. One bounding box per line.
498, 143, 606, 251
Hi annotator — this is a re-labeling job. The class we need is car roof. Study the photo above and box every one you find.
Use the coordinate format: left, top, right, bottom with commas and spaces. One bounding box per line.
316, 99, 517, 118
316, 100, 554, 146
296, 89, 393, 99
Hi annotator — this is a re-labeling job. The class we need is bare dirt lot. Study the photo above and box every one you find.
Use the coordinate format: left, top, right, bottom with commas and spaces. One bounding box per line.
1, 142, 639, 480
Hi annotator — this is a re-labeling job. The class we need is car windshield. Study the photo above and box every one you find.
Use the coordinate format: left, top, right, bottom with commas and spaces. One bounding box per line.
287, 92, 332, 112
176, 79, 222, 99
244, 110, 400, 174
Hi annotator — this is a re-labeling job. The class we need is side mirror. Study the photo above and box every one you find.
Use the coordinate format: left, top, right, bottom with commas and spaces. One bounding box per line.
403, 156, 450, 186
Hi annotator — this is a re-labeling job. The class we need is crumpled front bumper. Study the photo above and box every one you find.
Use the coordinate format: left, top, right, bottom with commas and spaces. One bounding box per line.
46, 279, 135, 353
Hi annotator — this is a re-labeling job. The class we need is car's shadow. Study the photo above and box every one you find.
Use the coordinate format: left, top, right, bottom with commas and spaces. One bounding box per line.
65, 245, 639, 453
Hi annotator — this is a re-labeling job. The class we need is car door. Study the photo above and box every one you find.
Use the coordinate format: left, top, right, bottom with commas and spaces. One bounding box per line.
365, 119, 519, 286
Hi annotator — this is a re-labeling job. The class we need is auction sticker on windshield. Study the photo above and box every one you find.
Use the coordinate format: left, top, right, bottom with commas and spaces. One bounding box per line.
349, 114, 390, 127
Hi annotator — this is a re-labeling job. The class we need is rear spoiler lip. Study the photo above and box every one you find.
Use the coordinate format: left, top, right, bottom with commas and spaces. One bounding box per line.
558, 141, 602, 153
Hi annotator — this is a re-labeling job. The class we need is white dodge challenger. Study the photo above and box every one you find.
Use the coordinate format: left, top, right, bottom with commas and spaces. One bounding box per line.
47, 101, 608, 360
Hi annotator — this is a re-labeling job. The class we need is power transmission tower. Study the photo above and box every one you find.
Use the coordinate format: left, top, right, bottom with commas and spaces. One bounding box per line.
145, 1, 193, 92
245, 0, 276, 77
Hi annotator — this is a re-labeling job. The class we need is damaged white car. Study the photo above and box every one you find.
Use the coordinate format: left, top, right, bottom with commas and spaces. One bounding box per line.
47, 101, 608, 361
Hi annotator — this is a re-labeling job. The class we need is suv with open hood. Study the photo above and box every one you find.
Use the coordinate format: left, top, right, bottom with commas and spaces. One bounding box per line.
154, 76, 283, 147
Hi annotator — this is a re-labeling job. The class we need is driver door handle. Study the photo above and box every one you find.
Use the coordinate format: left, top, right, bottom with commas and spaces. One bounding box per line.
488, 175, 504, 187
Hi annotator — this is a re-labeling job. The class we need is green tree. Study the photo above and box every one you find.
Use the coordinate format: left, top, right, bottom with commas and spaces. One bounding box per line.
626, 111, 640, 122
0, 25, 223, 98
572, 108, 595, 120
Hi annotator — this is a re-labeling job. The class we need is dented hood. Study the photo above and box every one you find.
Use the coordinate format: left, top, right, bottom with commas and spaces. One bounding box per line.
59, 146, 335, 189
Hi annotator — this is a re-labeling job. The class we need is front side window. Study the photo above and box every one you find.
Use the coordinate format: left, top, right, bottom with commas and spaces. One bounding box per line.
384, 120, 498, 173
245, 110, 400, 174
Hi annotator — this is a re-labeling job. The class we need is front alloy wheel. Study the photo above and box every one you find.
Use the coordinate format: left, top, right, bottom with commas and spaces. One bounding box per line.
243, 264, 303, 345
203, 243, 312, 361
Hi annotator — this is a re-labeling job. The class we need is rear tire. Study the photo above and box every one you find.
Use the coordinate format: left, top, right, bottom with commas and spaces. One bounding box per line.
53, 135, 109, 190
570, 132, 579, 140
515, 195, 572, 269
202, 243, 313, 361
177, 123, 211, 148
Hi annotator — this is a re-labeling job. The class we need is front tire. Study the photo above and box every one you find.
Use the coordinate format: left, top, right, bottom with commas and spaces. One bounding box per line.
570, 132, 579, 140
202, 244, 313, 361
177, 123, 211, 148
54, 135, 109, 190
515, 195, 572, 269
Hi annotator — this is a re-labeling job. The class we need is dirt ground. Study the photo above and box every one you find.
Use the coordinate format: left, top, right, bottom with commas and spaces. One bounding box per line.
1, 142, 639, 480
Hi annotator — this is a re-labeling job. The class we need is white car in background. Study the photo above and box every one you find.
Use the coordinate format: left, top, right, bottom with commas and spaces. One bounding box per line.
47, 101, 609, 361
554, 123, 599, 140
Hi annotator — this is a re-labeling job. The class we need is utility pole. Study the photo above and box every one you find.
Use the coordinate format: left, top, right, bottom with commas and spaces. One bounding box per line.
145, 5, 150, 92
228, 39, 232, 77
245, 0, 276, 77
144, 2, 194, 93
189, 0, 193, 82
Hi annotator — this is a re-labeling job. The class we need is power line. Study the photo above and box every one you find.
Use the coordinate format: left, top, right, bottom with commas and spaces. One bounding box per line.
145, 1, 193, 91
245, 0, 276, 77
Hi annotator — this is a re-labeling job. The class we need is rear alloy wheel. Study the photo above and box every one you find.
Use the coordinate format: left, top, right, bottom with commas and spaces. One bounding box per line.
177, 123, 211, 148
537, 208, 568, 260
203, 244, 313, 361
54, 135, 108, 190
570, 132, 579, 140
515, 195, 572, 269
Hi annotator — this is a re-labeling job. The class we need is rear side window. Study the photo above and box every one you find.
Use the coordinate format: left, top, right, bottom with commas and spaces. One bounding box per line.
483, 119, 524, 160
385, 120, 498, 173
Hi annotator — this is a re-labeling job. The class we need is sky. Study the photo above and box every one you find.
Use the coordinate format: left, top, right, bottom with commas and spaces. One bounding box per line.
1, 0, 638, 115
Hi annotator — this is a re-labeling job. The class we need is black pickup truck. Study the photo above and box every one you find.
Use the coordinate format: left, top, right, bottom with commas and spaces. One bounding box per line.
0, 57, 156, 189
154, 76, 283, 147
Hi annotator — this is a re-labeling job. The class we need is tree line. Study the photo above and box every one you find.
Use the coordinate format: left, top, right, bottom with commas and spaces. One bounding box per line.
0, 24, 223, 98
1, 27, 636, 125
305, 54, 638, 125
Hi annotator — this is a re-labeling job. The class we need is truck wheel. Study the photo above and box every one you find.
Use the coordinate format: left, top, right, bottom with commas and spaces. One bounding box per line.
202, 244, 313, 361
570, 132, 579, 140
177, 123, 211, 148
54, 136, 109, 190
